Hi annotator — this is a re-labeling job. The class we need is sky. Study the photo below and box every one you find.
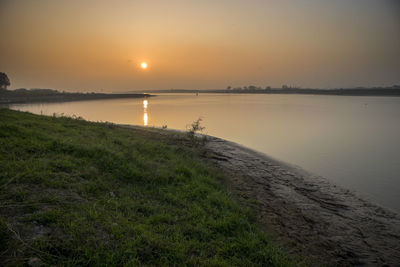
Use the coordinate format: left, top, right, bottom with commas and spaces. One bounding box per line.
0, 0, 399, 92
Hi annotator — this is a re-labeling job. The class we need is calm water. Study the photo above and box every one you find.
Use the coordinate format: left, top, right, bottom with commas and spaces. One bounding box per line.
10, 94, 400, 212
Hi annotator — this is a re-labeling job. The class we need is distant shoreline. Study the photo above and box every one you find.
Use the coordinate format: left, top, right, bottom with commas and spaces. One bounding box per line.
0, 89, 152, 105
139, 88, 400, 96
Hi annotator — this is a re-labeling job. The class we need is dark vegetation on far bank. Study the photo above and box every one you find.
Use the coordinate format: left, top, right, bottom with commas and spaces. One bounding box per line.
0, 88, 151, 105
140, 85, 400, 96
0, 109, 296, 266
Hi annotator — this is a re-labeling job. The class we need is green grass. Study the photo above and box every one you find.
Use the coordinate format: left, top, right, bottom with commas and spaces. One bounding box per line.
0, 108, 293, 266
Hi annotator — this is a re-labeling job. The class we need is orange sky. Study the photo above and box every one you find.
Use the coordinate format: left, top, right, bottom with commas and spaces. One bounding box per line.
0, 0, 399, 91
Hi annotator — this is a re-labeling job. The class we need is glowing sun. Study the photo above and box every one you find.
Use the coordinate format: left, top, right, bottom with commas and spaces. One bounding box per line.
140, 62, 148, 69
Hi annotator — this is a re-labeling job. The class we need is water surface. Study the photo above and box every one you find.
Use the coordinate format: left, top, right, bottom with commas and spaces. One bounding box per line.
10, 94, 400, 212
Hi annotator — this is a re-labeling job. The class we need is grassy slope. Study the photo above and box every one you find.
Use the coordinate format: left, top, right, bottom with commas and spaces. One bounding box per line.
0, 109, 292, 266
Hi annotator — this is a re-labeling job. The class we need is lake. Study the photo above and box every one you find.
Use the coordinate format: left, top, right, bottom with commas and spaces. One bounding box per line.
9, 93, 400, 213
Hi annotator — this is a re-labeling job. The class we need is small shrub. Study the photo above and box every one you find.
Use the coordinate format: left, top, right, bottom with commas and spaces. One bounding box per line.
186, 118, 206, 146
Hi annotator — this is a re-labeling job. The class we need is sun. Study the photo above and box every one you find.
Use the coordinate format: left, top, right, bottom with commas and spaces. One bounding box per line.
140, 62, 148, 70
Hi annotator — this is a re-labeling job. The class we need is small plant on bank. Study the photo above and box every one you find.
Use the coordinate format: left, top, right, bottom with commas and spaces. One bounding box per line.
186, 117, 206, 146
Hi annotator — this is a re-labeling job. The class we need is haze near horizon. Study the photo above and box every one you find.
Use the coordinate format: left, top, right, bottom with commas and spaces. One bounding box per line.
0, 0, 399, 92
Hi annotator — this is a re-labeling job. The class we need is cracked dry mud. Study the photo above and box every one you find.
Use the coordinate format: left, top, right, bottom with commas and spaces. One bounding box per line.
205, 137, 400, 266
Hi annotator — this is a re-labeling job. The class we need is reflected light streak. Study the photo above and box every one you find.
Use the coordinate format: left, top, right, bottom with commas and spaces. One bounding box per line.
143, 112, 148, 126
143, 99, 148, 126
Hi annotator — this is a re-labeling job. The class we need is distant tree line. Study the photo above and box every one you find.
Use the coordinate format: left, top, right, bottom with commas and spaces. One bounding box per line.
225, 84, 400, 91
9, 88, 60, 95
225, 84, 301, 91
226, 85, 272, 91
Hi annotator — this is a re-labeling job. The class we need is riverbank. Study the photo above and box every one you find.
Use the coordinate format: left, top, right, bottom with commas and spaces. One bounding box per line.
2, 109, 399, 266
122, 124, 400, 265
0, 109, 293, 266
0, 89, 151, 104
205, 137, 400, 265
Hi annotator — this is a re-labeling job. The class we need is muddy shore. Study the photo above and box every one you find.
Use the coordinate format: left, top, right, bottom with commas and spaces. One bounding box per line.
204, 136, 400, 266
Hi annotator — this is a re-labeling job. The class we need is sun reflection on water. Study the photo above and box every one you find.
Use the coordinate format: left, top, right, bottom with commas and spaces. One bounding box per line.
143, 112, 148, 126
143, 99, 148, 126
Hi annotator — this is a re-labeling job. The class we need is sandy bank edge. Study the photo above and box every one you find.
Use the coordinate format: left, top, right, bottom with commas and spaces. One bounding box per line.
204, 136, 400, 266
